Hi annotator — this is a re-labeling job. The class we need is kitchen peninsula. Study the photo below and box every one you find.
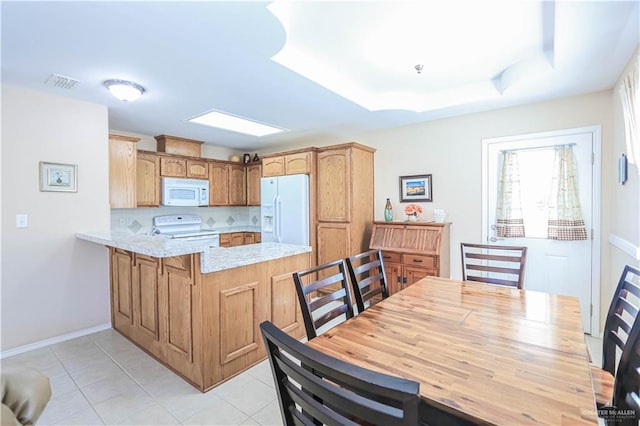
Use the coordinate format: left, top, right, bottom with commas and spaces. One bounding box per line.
77, 232, 310, 391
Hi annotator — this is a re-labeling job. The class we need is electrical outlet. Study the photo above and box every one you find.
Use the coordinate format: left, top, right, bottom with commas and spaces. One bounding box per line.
16, 214, 28, 228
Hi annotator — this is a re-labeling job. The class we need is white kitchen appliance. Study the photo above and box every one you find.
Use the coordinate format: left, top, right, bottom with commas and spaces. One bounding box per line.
152, 214, 219, 246
161, 177, 209, 207
261, 174, 309, 245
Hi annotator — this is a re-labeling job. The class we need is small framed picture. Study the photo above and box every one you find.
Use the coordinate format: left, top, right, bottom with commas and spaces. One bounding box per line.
399, 174, 432, 202
40, 162, 77, 192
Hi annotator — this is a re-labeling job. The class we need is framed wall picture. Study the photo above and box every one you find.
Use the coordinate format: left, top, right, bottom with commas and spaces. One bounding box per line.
399, 174, 432, 202
40, 162, 77, 192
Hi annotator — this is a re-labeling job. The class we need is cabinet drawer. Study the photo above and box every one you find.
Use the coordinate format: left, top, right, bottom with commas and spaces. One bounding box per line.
402, 254, 437, 268
380, 251, 401, 264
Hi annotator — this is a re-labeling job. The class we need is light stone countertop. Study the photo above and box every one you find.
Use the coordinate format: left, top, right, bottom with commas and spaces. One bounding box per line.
76, 231, 311, 274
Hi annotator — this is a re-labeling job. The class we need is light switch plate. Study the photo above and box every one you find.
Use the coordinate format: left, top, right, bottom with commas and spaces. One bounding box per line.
16, 214, 28, 228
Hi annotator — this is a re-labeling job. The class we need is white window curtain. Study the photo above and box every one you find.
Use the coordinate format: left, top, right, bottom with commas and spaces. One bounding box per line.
547, 146, 588, 241
618, 58, 639, 168
496, 151, 525, 238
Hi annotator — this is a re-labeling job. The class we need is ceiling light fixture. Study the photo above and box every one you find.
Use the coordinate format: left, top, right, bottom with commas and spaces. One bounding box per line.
104, 79, 145, 102
188, 110, 285, 137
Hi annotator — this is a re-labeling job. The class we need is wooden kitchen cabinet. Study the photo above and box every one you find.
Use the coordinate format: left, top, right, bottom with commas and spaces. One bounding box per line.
131, 254, 162, 357
109, 134, 140, 208
160, 254, 201, 382
111, 249, 135, 334
230, 232, 244, 247
228, 164, 246, 206
316, 143, 375, 268
370, 221, 451, 295
136, 152, 160, 207
246, 164, 261, 206
109, 248, 309, 391
160, 157, 187, 177
244, 233, 255, 245
186, 160, 208, 179
261, 151, 313, 177
208, 161, 229, 206
219, 233, 232, 248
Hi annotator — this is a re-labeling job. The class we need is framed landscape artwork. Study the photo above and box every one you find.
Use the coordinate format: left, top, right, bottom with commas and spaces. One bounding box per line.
399, 174, 432, 202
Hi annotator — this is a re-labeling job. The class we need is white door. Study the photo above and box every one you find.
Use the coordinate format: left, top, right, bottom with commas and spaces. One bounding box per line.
482, 126, 601, 334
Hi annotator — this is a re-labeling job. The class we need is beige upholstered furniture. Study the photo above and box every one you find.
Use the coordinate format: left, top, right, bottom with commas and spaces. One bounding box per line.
1, 367, 51, 425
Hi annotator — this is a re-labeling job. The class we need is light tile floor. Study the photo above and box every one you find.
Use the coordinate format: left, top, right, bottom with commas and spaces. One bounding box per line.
2, 329, 283, 426
3, 330, 605, 426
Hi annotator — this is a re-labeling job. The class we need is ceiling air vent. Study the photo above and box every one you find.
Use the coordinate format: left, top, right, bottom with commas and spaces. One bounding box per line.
45, 73, 82, 89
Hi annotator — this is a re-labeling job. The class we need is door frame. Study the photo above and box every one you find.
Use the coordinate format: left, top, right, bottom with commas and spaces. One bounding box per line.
481, 125, 602, 336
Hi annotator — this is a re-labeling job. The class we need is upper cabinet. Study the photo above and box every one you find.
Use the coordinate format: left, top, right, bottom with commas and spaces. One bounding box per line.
262, 151, 313, 177
208, 161, 229, 206
160, 157, 187, 177
317, 148, 351, 222
137, 152, 160, 207
186, 160, 208, 179
109, 134, 140, 209
228, 164, 247, 206
246, 164, 262, 206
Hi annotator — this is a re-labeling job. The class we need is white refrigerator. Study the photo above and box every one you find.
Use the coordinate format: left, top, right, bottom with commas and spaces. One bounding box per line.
261, 174, 309, 245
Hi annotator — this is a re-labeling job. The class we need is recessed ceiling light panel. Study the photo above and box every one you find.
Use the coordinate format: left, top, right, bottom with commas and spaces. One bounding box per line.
188, 110, 286, 137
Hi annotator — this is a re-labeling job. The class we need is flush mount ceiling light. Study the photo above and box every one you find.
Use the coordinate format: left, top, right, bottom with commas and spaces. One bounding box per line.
104, 79, 145, 102
188, 110, 286, 137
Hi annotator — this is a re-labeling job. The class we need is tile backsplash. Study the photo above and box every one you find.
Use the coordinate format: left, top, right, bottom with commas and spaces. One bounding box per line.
111, 206, 261, 234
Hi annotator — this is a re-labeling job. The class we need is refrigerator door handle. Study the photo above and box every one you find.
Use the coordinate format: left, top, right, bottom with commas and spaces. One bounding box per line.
272, 194, 278, 242
276, 195, 282, 243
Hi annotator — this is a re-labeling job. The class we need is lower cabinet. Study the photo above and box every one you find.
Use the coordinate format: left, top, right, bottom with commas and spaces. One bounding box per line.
109, 248, 308, 392
220, 232, 261, 248
382, 251, 437, 294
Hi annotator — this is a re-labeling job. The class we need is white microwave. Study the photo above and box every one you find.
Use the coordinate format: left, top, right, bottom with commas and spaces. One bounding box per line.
161, 177, 209, 206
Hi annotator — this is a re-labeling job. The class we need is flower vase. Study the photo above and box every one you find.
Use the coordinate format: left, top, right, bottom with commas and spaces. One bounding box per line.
408, 213, 417, 222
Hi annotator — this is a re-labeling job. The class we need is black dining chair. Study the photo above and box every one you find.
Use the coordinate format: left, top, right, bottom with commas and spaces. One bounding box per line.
292, 259, 354, 340
591, 264, 640, 408
260, 320, 421, 426
346, 249, 389, 313
460, 243, 527, 289
608, 303, 640, 426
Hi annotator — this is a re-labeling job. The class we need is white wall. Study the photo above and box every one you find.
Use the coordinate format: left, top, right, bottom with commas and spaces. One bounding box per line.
1, 85, 111, 351
608, 48, 640, 322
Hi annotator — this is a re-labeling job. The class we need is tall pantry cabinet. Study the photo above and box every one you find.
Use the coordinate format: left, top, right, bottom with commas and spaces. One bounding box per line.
316, 143, 375, 266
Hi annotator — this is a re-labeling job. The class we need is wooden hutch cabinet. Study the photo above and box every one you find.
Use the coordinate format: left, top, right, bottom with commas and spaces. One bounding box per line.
369, 221, 451, 295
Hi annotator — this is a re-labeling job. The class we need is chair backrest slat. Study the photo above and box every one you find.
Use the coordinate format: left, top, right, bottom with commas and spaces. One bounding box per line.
602, 265, 640, 375
460, 243, 527, 289
346, 250, 390, 313
260, 321, 421, 426
293, 259, 354, 340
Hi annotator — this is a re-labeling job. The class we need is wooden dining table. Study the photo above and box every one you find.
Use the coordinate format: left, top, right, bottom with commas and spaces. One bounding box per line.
306, 276, 598, 425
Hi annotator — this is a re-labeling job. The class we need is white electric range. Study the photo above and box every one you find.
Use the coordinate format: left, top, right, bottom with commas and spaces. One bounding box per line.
152, 214, 220, 247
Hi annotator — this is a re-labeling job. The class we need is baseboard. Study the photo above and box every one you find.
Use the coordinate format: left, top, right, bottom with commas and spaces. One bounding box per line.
608, 233, 640, 261
0, 322, 112, 359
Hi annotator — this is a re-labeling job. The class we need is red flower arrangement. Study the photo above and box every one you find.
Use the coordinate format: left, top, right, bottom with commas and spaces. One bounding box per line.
404, 204, 424, 215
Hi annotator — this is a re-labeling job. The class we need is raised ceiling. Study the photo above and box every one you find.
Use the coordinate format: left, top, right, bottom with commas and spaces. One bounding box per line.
2, 1, 638, 150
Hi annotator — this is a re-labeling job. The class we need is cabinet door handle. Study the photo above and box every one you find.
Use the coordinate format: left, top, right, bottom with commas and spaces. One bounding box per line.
412, 259, 422, 263
402, 277, 407, 284
397, 276, 402, 283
